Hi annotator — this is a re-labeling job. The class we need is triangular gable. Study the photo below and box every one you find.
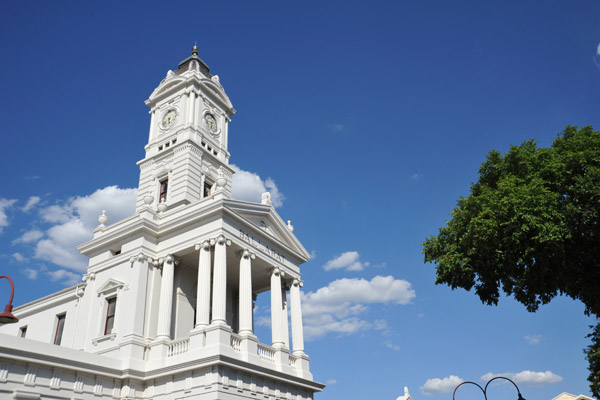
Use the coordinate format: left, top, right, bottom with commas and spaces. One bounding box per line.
96, 278, 125, 295
224, 199, 311, 262
553, 393, 594, 400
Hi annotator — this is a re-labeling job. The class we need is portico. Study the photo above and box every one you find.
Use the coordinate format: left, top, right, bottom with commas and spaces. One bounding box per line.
149, 224, 308, 370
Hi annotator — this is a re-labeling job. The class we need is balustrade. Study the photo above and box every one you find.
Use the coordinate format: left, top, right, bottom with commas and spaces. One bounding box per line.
257, 343, 275, 363
167, 338, 190, 357
230, 333, 242, 351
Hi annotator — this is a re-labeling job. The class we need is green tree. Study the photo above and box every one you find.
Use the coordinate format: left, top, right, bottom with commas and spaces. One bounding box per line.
422, 126, 600, 396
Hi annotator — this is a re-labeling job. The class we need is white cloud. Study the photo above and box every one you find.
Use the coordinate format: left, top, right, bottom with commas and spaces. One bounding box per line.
12, 229, 44, 245
0, 198, 17, 233
411, 173, 422, 180
46, 269, 81, 286
301, 275, 415, 340
22, 196, 41, 212
231, 164, 284, 208
597, 43, 600, 56
323, 251, 371, 271
481, 371, 562, 386
40, 204, 72, 224
384, 342, 400, 351
326, 379, 337, 385
34, 186, 137, 271
12, 253, 25, 263
22, 267, 38, 279
255, 315, 270, 327
421, 375, 464, 396
329, 124, 345, 132
524, 334, 542, 345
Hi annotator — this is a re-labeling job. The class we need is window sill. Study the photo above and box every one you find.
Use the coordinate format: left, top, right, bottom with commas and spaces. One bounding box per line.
92, 332, 117, 346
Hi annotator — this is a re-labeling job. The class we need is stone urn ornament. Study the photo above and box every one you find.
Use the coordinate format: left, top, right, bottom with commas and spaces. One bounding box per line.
143, 193, 154, 207
98, 210, 108, 228
157, 202, 168, 214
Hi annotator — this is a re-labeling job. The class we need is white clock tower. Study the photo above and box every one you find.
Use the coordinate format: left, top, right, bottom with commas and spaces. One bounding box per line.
136, 46, 236, 212
0, 48, 325, 400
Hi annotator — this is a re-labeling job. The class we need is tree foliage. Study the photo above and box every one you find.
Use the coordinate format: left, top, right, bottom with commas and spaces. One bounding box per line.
585, 323, 600, 398
422, 126, 600, 395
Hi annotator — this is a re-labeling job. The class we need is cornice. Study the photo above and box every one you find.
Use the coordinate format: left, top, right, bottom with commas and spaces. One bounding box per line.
78, 194, 306, 266
0, 336, 324, 391
0, 334, 125, 379
147, 74, 234, 116
142, 354, 324, 391
13, 283, 86, 316
77, 214, 159, 256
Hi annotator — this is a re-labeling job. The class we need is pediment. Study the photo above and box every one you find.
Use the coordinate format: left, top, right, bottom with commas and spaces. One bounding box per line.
199, 78, 234, 110
96, 278, 125, 295
149, 76, 186, 100
224, 199, 310, 262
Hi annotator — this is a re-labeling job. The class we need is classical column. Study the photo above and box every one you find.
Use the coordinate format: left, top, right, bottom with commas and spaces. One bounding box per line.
270, 268, 284, 348
238, 249, 255, 336
156, 254, 177, 339
195, 241, 212, 329
211, 235, 230, 325
290, 279, 305, 355
281, 285, 290, 349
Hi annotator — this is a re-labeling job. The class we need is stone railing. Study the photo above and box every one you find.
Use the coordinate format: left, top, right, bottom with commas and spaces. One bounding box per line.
257, 343, 275, 363
167, 337, 190, 357
230, 333, 242, 352
288, 353, 298, 368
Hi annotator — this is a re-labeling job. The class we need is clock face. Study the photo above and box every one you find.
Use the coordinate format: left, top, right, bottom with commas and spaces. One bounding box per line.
205, 113, 218, 134
161, 109, 177, 129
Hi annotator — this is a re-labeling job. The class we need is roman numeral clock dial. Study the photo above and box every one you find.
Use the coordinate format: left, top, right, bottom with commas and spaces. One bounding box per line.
161, 109, 177, 130
204, 113, 218, 135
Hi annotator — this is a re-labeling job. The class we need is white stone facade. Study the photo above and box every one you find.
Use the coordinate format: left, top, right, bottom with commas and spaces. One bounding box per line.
0, 48, 324, 400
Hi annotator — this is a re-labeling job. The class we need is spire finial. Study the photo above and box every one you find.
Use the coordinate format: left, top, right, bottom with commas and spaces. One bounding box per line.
192, 43, 198, 56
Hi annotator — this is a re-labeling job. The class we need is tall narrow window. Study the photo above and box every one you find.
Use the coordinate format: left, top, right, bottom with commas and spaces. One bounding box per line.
203, 181, 212, 198
19, 326, 27, 338
104, 297, 117, 335
159, 179, 168, 203
54, 314, 66, 345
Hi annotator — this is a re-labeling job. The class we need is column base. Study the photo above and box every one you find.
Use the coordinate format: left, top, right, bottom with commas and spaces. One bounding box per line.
118, 334, 146, 361
240, 334, 260, 363
274, 346, 290, 372
148, 338, 169, 361
205, 323, 232, 351
291, 352, 312, 379
189, 325, 208, 350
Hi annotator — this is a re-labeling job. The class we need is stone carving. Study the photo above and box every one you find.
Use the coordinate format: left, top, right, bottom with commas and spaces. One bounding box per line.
397, 386, 413, 400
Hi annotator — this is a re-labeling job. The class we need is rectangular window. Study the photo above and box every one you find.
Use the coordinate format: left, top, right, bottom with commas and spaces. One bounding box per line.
104, 297, 117, 335
19, 326, 27, 338
54, 314, 66, 345
203, 181, 212, 198
159, 179, 168, 203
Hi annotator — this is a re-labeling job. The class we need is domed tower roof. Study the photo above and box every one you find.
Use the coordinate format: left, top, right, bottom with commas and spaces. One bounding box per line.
175, 45, 211, 77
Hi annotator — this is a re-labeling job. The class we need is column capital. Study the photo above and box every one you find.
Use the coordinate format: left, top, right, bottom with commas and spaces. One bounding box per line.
215, 234, 232, 246
194, 240, 212, 251
161, 254, 180, 266
129, 252, 151, 264
292, 278, 303, 288
270, 267, 284, 277
239, 249, 256, 260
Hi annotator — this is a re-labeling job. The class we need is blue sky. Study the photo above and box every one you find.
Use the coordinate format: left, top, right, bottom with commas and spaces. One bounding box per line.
1, 1, 600, 399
